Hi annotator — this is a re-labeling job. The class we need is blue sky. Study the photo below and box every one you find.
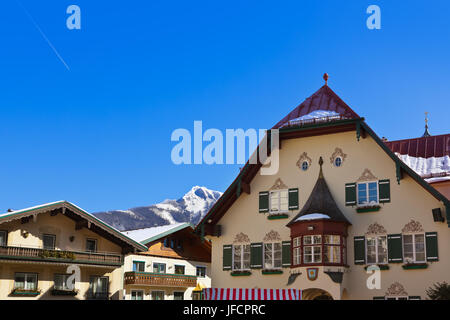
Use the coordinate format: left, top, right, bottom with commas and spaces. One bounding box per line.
0, 0, 449, 213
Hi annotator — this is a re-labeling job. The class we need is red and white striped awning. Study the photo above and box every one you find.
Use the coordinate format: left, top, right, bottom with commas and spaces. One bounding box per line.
203, 288, 302, 300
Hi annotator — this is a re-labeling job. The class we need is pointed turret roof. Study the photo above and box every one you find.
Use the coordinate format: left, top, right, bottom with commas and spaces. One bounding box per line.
273, 84, 360, 129
287, 157, 350, 226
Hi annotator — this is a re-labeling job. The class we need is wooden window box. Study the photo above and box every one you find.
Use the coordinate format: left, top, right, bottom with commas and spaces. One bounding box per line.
267, 214, 289, 220
364, 264, 390, 270
230, 271, 252, 276
402, 263, 428, 270
51, 289, 79, 296
356, 206, 381, 213
261, 269, 283, 275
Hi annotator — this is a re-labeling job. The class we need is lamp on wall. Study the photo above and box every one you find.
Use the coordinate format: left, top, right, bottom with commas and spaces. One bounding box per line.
69, 236, 75, 242
21, 230, 29, 238
307, 225, 314, 231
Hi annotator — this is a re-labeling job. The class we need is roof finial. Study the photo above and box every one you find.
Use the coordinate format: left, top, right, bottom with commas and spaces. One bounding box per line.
318, 156, 324, 178
423, 112, 431, 137
323, 73, 329, 86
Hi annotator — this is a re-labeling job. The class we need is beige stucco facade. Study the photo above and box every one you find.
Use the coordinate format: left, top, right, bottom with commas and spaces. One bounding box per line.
123, 254, 211, 300
0, 203, 143, 300
208, 130, 449, 300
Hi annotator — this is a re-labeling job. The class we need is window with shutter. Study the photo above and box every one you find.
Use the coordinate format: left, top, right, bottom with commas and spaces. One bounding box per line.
425, 232, 439, 262
223, 245, 232, 270
259, 192, 269, 213
288, 188, 299, 210
345, 183, 356, 206
379, 179, 391, 203
387, 234, 403, 263
250, 243, 263, 269
282, 241, 291, 267
354, 236, 366, 264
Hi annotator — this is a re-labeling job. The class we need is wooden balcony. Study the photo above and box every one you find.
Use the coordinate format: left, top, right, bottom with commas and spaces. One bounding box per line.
0, 245, 123, 267
124, 271, 197, 287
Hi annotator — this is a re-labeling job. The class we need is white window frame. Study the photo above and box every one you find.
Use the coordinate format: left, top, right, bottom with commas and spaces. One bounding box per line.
356, 181, 379, 206
131, 290, 144, 300
293, 237, 301, 265
303, 235, 322, 264
42, 234, 56, 250
263, 242, 282, 270
366, 235, 388, 265
151, 290, 165, 300
196, 265, 207, 278
152, 262, 166, 273
0, 230, 7, 246
232, 244, 250, 271
14, 272, 38, 291
402, 233, 426, 263
269, 189, 289, 214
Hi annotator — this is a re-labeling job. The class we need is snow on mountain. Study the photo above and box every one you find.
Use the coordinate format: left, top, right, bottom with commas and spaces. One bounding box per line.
94, 186, 222, 231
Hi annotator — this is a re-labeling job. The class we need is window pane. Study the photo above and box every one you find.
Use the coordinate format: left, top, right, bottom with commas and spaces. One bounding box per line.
303, 236, 312, 245
86, 239, 97, 252
243, 245, 250, 269
175, 265, 185, 275
367, 237, 377, 264
313, 235, 322, 244
377, 236, 388, 263
270, 192, 279, 211
280, 191, 288, 211
264, 243, 272, 269
304, 246, 312, 263
0, 231, 6, 246
43, 234, 55, 250
358, 183, 367, 204
313, 246, 322, 263
14, 273, 25, 289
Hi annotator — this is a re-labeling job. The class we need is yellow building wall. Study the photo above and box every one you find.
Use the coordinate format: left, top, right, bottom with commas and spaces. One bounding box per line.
0, 211, 125, 300
209, 130, 449, 300
123, 254, 211, 300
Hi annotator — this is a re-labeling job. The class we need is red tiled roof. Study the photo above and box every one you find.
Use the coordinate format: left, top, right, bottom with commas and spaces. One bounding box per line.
384, 134, 450, 158
272, 85, 360, 129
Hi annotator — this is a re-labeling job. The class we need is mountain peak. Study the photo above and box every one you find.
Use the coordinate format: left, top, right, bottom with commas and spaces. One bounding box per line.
94, 186, 222, 231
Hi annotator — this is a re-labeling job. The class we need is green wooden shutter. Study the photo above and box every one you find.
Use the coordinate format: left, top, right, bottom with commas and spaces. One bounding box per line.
288, 188, 299, 210
388, 234, 403, 263
354, 236, 366, 264
425, 232, 439, 262
373, 296, 385, 300
223, 245, 232, 270
345, 183, 357, 206
259, 191, 269, 213
379, 179, 391, 203
250, 243, 263, 269
282, 241, 291, 267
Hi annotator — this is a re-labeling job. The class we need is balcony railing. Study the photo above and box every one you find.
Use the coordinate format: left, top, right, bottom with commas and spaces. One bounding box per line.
0, 245, 123, 267
124, 271, 197, 287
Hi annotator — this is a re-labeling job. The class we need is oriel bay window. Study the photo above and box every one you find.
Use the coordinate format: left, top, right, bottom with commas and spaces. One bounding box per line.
303, 235, 322, 264
324, 235, 341, 264
292, 237, 301, 265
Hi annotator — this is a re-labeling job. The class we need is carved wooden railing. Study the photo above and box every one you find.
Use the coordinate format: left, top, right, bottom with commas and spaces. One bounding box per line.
0, 245, 123, 266
124, 271, 197, 287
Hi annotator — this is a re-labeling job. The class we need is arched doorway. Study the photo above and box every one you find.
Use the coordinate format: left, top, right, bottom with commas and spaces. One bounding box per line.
302, 288, 333, 300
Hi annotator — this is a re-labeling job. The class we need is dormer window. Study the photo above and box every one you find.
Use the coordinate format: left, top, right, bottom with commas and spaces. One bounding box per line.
269, 190, 289, 213
357, 181, 378, 206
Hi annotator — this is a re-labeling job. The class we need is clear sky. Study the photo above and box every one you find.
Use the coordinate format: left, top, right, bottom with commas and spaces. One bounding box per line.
0, 0, 449, 213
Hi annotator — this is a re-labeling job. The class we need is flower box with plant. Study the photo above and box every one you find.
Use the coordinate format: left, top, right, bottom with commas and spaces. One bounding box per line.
267, 213, 289, 220
230, 270, 252, 276
10, 288, 41, 296
39, 250, 76, 260
402, 257, 428, 269
261, 269, 283, 275
51, 288, 79, 296
356, 202, 381, 213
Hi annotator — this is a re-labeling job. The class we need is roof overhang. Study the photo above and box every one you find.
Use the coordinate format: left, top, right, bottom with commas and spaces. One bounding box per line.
0, 201, 148, 252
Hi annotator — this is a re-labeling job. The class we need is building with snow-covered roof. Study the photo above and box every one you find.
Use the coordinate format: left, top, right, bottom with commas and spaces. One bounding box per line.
122, 223, 211, 300
195, 75, 450, 300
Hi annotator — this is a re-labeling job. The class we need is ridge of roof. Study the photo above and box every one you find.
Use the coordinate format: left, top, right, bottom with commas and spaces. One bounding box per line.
272, 85, 360, 129
0, 200, 148, 252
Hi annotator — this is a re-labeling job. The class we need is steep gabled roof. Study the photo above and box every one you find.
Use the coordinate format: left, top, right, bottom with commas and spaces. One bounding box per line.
195, 85, 450, 233
287, 159, 350, 226
273, 85, 360, 129
0, 201, 148, 252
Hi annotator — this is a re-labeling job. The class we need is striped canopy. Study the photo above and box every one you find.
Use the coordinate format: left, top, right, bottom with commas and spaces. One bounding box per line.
203, 288, 302, 300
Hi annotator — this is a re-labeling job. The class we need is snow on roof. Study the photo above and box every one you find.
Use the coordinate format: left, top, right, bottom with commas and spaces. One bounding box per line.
396, 154, 450, 177
122, 222, 192, 244
426, 176, 450, 184
294, 213, 330, 222
0, 200, 66, 217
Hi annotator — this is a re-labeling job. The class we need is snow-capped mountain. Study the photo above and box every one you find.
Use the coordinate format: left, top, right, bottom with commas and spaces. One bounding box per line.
94, 186, 222, 231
